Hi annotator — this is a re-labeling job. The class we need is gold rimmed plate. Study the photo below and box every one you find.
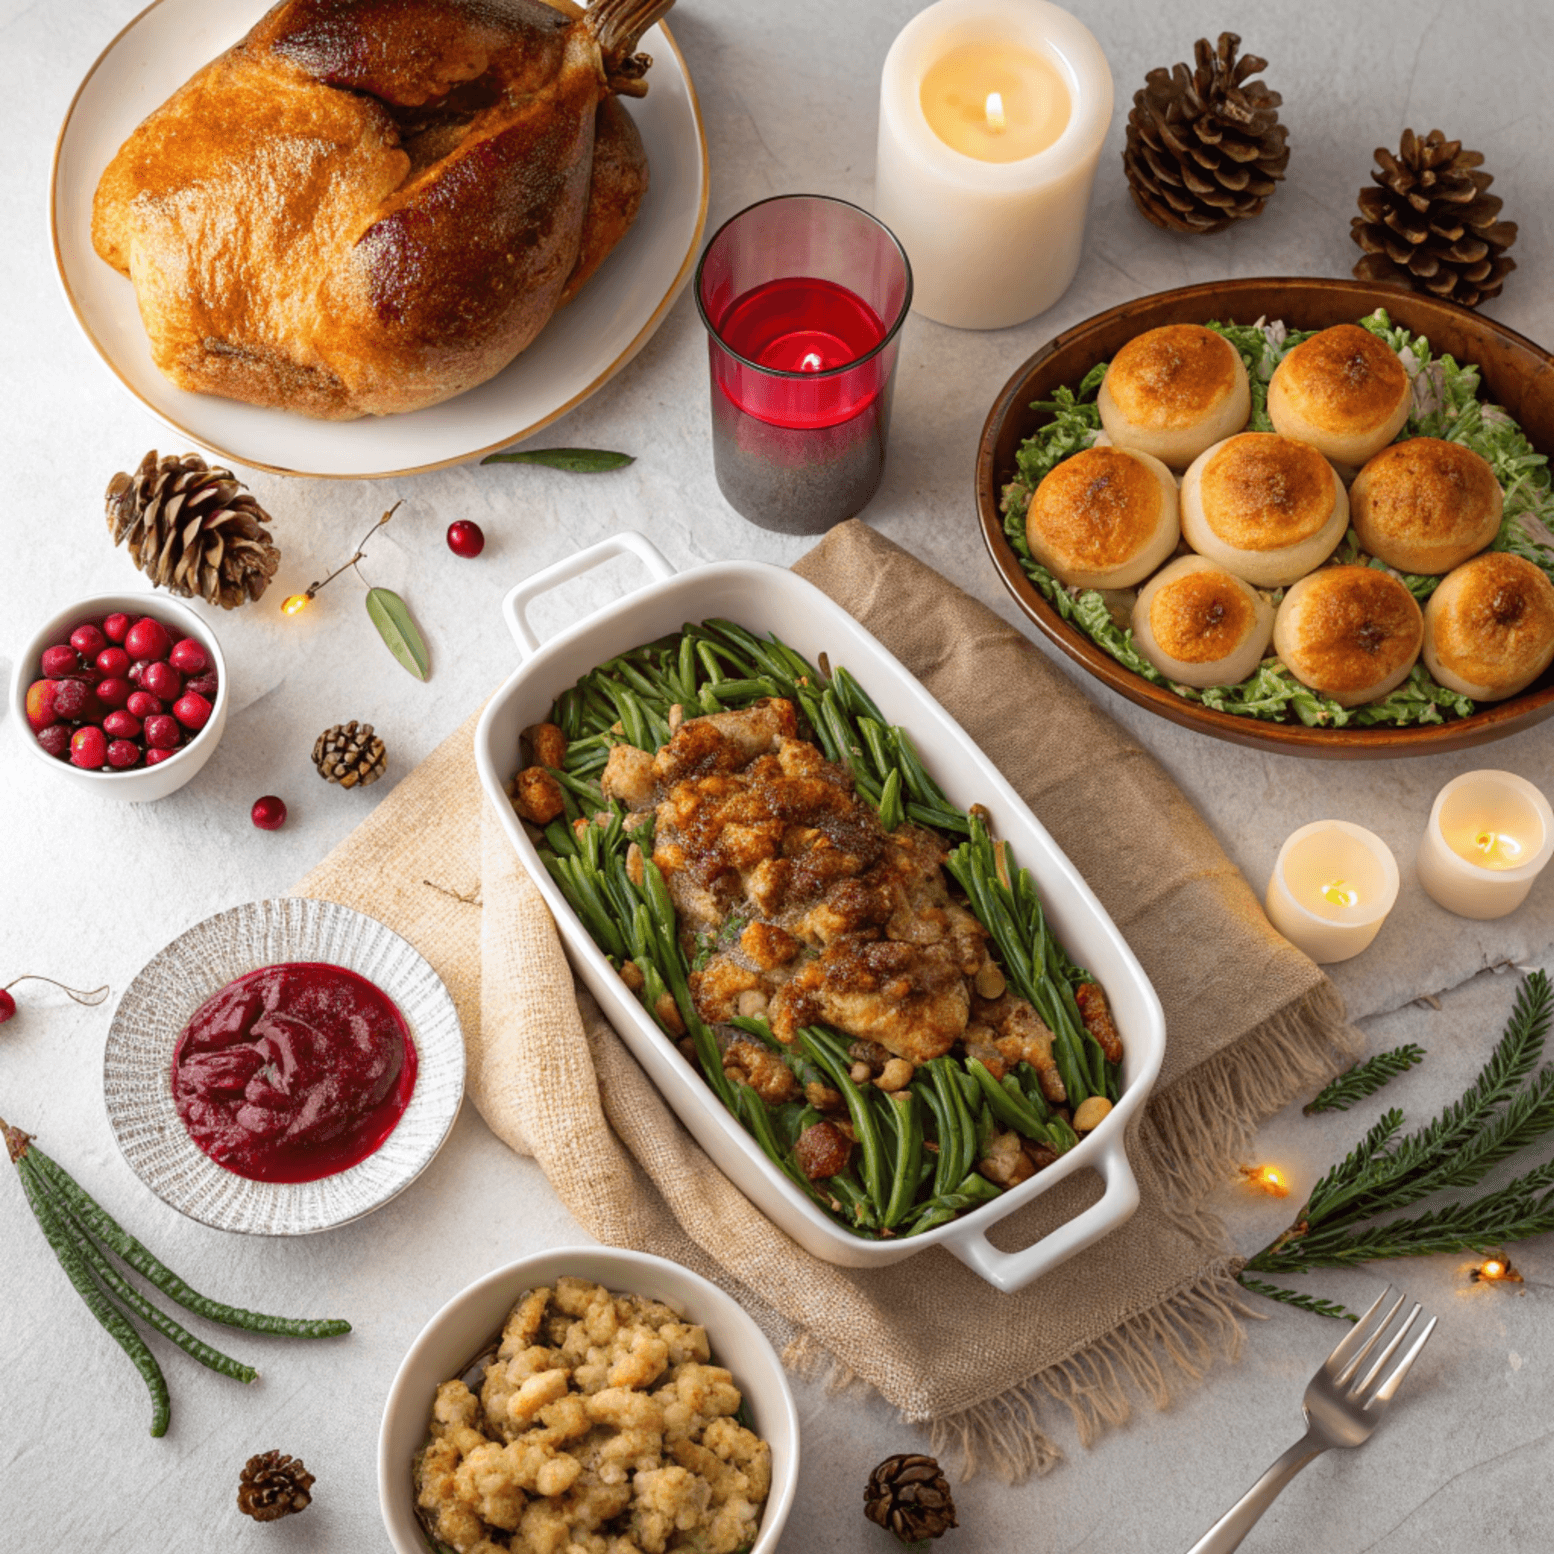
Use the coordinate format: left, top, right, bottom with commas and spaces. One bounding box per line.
51, 0, 709, 479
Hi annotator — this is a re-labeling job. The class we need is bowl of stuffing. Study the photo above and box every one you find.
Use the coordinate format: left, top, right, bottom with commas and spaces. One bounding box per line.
378, 1246, 798, 1554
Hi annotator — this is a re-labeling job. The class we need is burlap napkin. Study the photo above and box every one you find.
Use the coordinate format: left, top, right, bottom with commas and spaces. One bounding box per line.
295, 521, 1359, 1475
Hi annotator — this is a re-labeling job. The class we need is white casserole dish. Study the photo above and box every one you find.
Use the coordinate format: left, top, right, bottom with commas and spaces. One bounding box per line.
473, 532, 1167, 1292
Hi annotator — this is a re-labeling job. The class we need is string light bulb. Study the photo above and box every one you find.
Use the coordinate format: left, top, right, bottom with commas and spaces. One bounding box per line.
1471, 1253, 1521, 1284
281, 593, 312, 616
1239, 1163, 1290, 1198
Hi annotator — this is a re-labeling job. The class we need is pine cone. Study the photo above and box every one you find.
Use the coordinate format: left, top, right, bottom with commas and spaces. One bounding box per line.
1123, 32, 1289, 234
864, 1454, 958, 1544
237, 1451, 315, 1522
1351, 128, 1517, 308
313, 721, 388, 788
105, 452, 280, 610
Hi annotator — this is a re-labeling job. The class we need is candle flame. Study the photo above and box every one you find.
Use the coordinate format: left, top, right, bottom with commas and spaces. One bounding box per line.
1320, 879, 1359, 908
985, 91, 1006, 132
1475, 830, 1524, 865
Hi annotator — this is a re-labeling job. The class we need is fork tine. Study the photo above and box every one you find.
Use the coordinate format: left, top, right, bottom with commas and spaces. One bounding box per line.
1323, 1285, 1395, 1375
1365, 1315, 1437, 1410
1332, 1290, 1407, 1386
1353, 1303, 1421, 1398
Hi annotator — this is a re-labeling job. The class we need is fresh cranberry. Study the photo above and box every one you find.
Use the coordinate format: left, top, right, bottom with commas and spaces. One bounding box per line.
144, 715, 181, 750
25, 680, 58, 732
168, 638, 208, 675
144, 748, 178, 767
107, 739, 141, 770
70, 726, 108, 769
69, 623, 106, 656
35, 725, 70, 760
251, 795, 288, 831
0, 988, 13, 1022
51, 679, 95, 722
124, 617, 172, 662
103, 613, 133, 644
446, 520, 486, 558
142, 661, 182, 701
41, 644, 79, 678
95, 646, 131, 678
95, 677, 132, 710
171, 692, 212, 731
128, 660, 151, 687
185, 671, 219, 700
126, 691, 164, 719
104, 709, 142, 739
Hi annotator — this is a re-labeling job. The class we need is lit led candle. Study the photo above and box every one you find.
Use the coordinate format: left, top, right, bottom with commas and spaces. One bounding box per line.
1416, 770, 1554, 920
1265, 821, 1400, 965
875, 0, 1113, 329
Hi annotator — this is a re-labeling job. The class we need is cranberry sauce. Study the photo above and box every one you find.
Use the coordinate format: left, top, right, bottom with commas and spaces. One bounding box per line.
172, 962, 417, 1184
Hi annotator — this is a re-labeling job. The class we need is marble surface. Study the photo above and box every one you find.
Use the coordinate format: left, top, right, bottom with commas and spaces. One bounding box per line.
3, 0, 1553, 1548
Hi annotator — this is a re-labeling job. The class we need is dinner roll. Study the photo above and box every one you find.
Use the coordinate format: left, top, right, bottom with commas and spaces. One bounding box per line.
1423, 552, 1554, 700
1273, 566, 1424, 707
1025, 445, 1181, 589
1180, 433, 1349, 587
1098, 325, 1252, 468
1267, 324, 1412, 467
1350, 438, 1503, 574
1132, 555, 1274, 688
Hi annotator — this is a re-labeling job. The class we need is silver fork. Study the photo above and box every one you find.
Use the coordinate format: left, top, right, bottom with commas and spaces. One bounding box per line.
1186, 1287, 1437, 1553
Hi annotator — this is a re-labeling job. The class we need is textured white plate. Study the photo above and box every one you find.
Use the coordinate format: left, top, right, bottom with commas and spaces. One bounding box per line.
51, 0, 709, 478
105, 898, 465, 1235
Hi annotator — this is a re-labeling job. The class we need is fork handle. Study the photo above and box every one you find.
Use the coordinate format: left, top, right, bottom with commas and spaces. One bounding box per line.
1184, 1431, 1328, 1554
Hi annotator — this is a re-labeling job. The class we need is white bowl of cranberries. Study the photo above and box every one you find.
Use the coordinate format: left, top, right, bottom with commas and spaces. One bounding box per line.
10, 593, 228, 801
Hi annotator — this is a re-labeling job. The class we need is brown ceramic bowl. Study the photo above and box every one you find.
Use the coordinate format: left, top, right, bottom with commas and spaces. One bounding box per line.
977, 277, 1554, 758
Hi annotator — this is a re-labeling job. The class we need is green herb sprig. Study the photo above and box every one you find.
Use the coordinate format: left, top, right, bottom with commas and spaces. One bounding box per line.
481, 447, 635, 472
1304, 1044, 1427, 1114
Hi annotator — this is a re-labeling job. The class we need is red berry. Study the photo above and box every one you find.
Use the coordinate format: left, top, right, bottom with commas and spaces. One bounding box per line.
96, 646, 131, 677
172, 692, 212, 731
104, 709, 142, 739
41, 644, 79, 678
70, 623, 106, 656
103, 613, 132, 644
107, 739, 142, 769
185, 671, 220, 700
126, 691, 164, 719
142, 661, 182, 701
446, 520, 486, 558
52, 679, 94, 721
144, 748, 178, 767
70, 726, 108, 769
251, 795, 288, 831
125, 617, 172, 662
25, 680, 59, 732
0, 989, 14, 1023
144, 715, 181, 750
95, 677, 132, 710
169, 638, 208, 675
36, 725, 70, 760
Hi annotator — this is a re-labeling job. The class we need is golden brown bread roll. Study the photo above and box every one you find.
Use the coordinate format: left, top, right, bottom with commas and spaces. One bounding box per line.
1097, 325, 1251, 468
1132, 555, 1274, 688
1273, 565, 1424, 706
1423, 552, 1554, 700
91, 0, 672, 420
1350, 437, 1503, 574
1025, 445, 1180, 589
1180, 432, 1348, 587
1267, 324, 1412, 467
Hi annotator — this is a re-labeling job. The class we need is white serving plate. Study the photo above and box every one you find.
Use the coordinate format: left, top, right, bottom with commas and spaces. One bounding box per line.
378, 1246, 799, 1554
50, 0, 709, 479
473, 533, 1167, 1292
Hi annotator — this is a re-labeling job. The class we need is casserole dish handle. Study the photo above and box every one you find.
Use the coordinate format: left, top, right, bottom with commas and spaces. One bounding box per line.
937, 1134, 1139, 1294
502, 532, 676, 660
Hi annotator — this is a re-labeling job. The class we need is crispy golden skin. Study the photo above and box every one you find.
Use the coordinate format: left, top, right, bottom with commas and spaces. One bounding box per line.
1271, 323, 1411, 437
1104, 324, 1242, 430
1026, 446, 1167, 572
1148, 567, 1262, 665
1351, 437, 1503, 575
1425, 552, 1554, 699
1197, 433, 1339, 550
1276, 566, 1423, 699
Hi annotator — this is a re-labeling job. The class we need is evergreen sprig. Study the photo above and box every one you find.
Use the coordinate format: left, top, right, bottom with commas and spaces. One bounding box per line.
1237, 1278, 1359, 1324
1305, 1045, 1426, 1114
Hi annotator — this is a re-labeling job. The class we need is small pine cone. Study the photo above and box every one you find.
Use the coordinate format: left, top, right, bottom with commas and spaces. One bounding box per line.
313, 721, 388, 788
1123, 32, 1290, 235
864, 1453, 958, 1544
237, 1451, 315, 1522
1351, 128, 1518, 309
105, 452, 280, 609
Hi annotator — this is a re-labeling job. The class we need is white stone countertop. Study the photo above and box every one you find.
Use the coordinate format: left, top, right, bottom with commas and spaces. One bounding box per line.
3, 0, 1553, 1549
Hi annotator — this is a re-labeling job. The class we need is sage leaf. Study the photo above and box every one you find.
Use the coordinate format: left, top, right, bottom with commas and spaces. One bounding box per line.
365, 588, 429, 681
480, 447, 635, 472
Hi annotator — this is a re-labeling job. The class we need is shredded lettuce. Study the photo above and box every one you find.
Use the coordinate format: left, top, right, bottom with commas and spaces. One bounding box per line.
999, 309, 1551, 729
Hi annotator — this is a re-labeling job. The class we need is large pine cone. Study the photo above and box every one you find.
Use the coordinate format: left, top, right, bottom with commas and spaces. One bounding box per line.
237, 1451, 314, 1522
1351, 129, 1517, 308
313, 721, 388, 788
1123, 33, 1290, 234
105, 452, 280, 609
864, 1453, 958, 1544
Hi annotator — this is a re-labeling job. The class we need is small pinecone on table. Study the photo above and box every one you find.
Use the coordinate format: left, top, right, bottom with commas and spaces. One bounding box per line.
1351, 128, 1518, 308
237, 1450, 315, 1522
864, 1453, 958, 1544
1123, 32, 1290, 234
105, 452, 280, 609
313, 721, 388, 788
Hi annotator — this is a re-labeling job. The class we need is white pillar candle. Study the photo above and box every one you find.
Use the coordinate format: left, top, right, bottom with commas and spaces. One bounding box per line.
1416, 770, 1554, 920
874, 0, 1113, 331
1265, 821, 1400, 965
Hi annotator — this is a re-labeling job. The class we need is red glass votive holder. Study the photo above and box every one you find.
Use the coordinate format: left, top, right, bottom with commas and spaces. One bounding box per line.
696, 195, 913, 534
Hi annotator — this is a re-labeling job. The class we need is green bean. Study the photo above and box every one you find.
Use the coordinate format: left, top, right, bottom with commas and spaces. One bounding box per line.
967, 1060, 1054, 1146
1013, 1064, 1053, 1122
830, 665, 885, 723
563, 858, 629, 961
818, 691, 869, 785
876, 768, 905, 832
797, 1029, 887, 1215
543, 817, 579, 857
826, 1172, 881, 1233
695, 640, 728, 686
545, 764, 608, 808
927, 1060, 974, 1192
915, 1079, 955, 1197
602, 655, 670, 704
854, 717, 894, 783
676, 634, 699, 704
882, 1091, 923, 1229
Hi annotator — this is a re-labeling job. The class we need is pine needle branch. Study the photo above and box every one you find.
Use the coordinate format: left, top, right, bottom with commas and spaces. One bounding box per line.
1305, 1045, 1426, 1114
1237, 1276, 1359, 1323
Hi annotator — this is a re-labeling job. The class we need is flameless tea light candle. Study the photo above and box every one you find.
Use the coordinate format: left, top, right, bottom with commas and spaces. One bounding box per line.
1265, 821, 1400, 965
875, 0, 1113, 330
1416, 770, 1554, 921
